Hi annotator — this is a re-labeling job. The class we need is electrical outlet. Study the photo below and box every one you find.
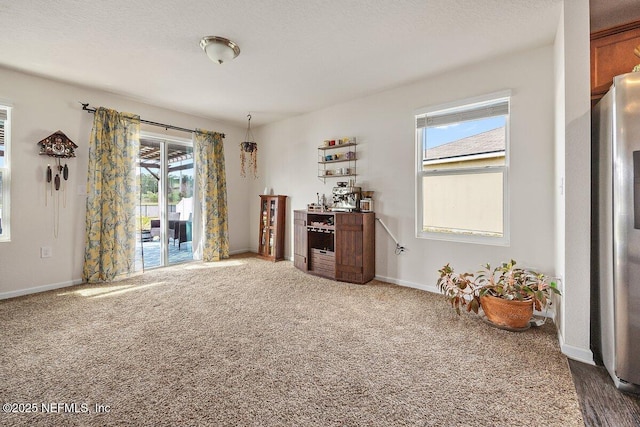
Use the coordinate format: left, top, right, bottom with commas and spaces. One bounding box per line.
395, 244, 407, 255
40, 246, 52, 258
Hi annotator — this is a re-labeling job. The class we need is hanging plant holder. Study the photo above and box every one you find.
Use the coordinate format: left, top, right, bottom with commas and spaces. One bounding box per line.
241, 141, 257, 152
240, 114, 258, 178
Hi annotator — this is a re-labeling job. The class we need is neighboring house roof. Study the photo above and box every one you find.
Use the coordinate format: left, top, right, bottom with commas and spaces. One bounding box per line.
425, 127, 505, 161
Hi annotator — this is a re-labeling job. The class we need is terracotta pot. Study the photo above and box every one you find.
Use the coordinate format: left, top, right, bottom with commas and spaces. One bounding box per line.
480, 295, 533, 330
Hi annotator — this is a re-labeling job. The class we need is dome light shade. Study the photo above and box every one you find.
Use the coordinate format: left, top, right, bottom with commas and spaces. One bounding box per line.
200, 36, 240, 64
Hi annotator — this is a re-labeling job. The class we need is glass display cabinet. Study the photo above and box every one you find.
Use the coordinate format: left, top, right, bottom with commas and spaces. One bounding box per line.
258, 195, 287, 261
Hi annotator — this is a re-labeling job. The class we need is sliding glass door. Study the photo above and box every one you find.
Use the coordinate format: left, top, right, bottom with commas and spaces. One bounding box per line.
136, 134, 194, 270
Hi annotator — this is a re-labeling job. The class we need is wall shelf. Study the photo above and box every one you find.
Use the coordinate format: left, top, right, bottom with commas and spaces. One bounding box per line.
317, 139, 357, 183
318, 142, 357, 151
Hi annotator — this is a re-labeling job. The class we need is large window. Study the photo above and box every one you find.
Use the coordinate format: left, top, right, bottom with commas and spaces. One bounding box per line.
0, 104, 11, 242
416, 92, 510, 245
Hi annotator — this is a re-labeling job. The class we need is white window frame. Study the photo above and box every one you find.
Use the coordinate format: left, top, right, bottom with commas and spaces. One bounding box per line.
139, 131, 194, 267
415, 91, 511, 246
0, 102, 12, 243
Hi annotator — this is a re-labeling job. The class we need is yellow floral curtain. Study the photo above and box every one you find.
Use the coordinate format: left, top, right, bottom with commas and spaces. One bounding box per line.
193, 129, 229, 261
83, 107, 141, 283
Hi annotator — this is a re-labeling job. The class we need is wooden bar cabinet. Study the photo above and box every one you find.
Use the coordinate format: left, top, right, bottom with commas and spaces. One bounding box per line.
258, 195, 287, 261
294, 209, 375, 284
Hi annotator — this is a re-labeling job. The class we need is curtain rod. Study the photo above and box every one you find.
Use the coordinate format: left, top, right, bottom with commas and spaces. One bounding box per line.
80, 103, 225, 138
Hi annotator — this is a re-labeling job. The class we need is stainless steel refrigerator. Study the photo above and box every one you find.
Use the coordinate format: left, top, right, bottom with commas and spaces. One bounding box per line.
593, 71, 640, 393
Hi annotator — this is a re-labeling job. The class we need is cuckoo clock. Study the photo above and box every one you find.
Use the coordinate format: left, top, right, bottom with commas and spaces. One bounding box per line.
38, 130, 78, 158
37, 131, 77, 237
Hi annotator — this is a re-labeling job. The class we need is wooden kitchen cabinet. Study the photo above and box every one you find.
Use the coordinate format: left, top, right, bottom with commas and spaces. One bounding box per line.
258, 195, 287, 261
591, 20, 640, 102
294, 210, 375, 284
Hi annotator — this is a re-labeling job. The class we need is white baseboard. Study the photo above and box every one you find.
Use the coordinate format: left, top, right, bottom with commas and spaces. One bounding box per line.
0, 279, 84, 301
230, 248, 252, 255
374, 274, 440, 294
2, 250, 252, 301
558, 332, 595, 365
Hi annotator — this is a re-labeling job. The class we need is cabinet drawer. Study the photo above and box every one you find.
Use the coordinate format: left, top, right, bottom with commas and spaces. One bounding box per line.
310, 249, 335, 277
311, 248, 334, 262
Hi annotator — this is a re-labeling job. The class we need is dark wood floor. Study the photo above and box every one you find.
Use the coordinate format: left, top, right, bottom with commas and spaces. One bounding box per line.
568, 359, 640, 426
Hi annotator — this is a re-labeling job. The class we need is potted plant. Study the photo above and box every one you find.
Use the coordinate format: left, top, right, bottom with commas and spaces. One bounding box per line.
240, 141, 258, 178
436, 259, 561, 330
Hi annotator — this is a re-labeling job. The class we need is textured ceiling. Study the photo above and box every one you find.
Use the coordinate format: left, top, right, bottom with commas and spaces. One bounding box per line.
0, 0, 565, 127
590, 0, 640, 32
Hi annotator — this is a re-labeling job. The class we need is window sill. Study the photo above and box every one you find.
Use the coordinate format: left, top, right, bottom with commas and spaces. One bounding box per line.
417, 230, 509, 246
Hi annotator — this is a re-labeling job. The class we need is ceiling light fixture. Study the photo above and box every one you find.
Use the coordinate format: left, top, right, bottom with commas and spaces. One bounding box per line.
200, 36, 240, 64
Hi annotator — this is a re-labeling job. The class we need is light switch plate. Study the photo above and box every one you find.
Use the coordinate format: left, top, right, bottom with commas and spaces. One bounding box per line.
40, 246, 52, 258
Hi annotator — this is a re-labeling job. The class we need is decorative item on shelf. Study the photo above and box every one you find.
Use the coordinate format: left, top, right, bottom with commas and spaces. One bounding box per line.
360, 191, 374, 212
307, 192, 328, 212
240, 114, 258, 179
436, 260, 561, 331
37, 130, 77, 238
634, 44, 640, 72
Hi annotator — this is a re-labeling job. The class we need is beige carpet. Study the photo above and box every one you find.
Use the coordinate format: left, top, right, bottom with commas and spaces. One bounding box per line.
0, 254, 583, 426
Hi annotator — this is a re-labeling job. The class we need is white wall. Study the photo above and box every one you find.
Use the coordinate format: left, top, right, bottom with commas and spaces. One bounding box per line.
252, 45, 557, 295
556, 0, 593, 363
554, 3, 567, 351
0, 67, 251, 298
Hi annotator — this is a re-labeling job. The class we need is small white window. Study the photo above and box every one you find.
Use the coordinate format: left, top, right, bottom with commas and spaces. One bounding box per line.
416, 92, 510, 245
0, 103, 10, 242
